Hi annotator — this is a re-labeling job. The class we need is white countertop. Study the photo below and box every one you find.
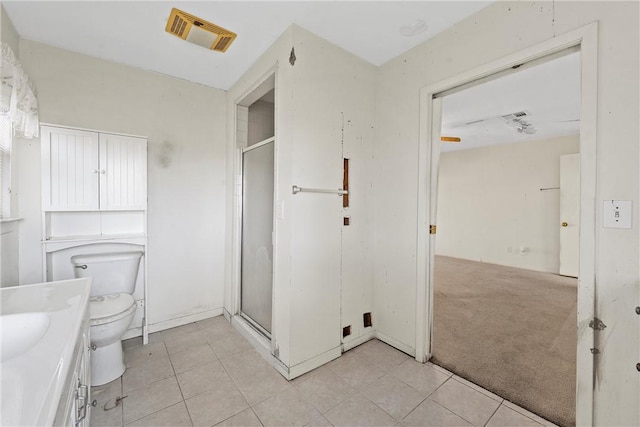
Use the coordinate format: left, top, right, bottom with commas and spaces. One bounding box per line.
1, 278, 91, 426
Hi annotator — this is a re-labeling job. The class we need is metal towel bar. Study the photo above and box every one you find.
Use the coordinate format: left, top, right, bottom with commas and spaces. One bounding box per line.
292, 185, 348, 196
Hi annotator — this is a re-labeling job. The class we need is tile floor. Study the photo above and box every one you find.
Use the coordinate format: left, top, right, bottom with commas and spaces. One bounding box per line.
90, 316, 556, 427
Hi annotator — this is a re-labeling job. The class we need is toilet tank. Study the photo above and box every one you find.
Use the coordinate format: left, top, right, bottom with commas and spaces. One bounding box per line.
70, 251, 144, 297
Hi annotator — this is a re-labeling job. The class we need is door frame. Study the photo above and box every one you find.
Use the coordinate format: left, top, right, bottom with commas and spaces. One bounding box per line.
239, 136, 276, 338
230, 69, 278, 357
415, 22, 598, 426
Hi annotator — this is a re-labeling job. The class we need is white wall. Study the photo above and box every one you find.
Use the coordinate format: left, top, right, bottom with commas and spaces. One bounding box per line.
374, 1, 639, 424
225, 25, 376, 373
16, 40, 228, 329
248, 99, 275, 146
436, 135, 579, 273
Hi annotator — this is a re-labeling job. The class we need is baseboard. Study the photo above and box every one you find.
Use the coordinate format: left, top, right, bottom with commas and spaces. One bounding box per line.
147, 307, 224, 334
230, 314, 342, 380
375, 330, 416, 357
287, 346, 342, 379
231, 315, 273, 363
342, 329, 375, 352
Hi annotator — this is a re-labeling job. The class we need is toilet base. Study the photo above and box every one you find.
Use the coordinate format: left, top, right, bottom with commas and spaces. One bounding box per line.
91, 340, 125, 386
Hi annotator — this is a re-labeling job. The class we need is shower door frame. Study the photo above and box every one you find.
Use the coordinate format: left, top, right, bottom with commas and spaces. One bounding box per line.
239, 136, 276, 339
229, 69, 279, 365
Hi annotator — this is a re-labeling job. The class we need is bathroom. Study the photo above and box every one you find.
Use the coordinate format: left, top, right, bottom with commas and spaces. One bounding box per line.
1, 2, 639, 426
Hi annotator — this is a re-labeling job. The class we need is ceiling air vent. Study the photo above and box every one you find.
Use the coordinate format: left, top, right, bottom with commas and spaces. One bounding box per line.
165, 8, 237, 52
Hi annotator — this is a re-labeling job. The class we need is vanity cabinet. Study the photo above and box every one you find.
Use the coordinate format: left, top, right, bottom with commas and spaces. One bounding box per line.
41, 125, 147, 211
54, 313, 91, 426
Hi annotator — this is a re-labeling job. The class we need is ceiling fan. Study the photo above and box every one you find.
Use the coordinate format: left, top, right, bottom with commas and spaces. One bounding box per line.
446, 110, 579, 136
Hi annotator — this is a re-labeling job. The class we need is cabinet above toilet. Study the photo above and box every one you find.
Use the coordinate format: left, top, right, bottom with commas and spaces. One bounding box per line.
41, 125, 147, 212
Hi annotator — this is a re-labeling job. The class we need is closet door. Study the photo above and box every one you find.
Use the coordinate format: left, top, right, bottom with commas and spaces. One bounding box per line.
41, 126, 99, 211
99, 133, 147, 210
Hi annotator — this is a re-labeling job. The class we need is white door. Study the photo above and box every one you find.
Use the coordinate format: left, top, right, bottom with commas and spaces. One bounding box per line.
559, 153, 580, 277
99, 133, 147, 210
41, 126, 99, 211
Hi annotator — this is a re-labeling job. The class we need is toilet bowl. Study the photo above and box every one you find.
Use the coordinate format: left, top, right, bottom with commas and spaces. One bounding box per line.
89, 293, 138, 386
71, 251, 143, 386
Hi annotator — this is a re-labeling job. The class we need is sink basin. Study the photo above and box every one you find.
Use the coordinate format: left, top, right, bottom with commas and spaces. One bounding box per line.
0, 312, 50, 363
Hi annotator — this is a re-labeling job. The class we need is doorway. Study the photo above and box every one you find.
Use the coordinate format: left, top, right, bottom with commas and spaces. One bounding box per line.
236, 79, 276, 338
430, 51, 580, 426
415, 23, 598, 427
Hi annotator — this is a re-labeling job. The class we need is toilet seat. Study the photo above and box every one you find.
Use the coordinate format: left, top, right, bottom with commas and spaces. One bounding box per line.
90, 293, 136, 326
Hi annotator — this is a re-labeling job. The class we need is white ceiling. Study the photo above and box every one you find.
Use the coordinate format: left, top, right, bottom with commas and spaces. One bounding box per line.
2, 1, 492, 90
4, 1, 579, 146
441, 51, 581, 152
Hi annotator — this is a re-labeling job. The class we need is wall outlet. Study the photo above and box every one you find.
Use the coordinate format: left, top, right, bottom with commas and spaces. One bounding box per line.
603, 200, 632, 229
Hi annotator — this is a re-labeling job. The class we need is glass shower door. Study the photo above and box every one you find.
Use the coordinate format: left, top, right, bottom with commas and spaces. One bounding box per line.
240, 140, 274, 335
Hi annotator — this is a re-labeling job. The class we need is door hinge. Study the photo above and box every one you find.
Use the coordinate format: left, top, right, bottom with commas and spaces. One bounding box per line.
429, 225, 437, 235
588, 317, 607, 331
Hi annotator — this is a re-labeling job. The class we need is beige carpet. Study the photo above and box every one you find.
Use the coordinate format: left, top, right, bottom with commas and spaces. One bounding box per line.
432, 256, 577, 427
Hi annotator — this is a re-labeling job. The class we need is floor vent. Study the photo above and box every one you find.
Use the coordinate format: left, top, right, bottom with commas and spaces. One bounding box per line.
343, 325, 351, 338
363, 312, 372, 328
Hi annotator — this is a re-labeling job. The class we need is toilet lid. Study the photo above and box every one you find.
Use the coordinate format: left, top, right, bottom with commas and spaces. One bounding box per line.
90, 293, 136, 326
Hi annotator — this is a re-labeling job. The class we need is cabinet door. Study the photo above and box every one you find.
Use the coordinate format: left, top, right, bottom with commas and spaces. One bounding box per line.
41, 126, 99, 211
99, 133, 147, 210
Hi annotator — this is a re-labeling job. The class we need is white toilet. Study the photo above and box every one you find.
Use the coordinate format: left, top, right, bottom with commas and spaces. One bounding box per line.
71, 250, 144, 386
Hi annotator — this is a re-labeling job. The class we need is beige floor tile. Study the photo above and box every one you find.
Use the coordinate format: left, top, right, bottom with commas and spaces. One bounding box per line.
501, 400, 556, 426
148, 331, 165, 344
451, 376, 503, 403
92, 378, 123, 406
169, 344, 217, 374
125, 402, 193, 427
389, 360, 450, 395
360, 375, 427, 420
325, 393, 397, 426
221, 350, 291, 405
123, 356, 175, 393
305, 412, 334, 426
486, 405, 542, 427
124, 341, 168, 368
402, 399, 472, 427
184, 380, 249, 426
425, 362, 454, 378
196, 315, 232, 332
161, 323, 200, 339
290, 365, 331, 386
220, 350, 271, 378
177, 360, 231, 399
328, 352, 386, 389
429, 379, 501, 426
214, 408, 263, 426
236, 363, 292, 405
295, 368, 356, 413
123, 376, 183, 424
122, 337, 143, 350
91, 402, 124, 427
253, 387, 323, 426
208, 329, 253, 358
359, 340, 411, 372
165, 330, 209, 354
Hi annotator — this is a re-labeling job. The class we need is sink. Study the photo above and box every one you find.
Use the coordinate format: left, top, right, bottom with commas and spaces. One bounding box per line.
0, 312, 50, 363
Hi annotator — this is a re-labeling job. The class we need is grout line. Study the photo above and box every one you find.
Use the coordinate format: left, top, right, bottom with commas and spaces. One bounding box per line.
483, 401, 503, 427
400, 374, 452, 422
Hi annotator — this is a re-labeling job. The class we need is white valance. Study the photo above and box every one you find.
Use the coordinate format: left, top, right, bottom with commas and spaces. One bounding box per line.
1, 43, 39, 138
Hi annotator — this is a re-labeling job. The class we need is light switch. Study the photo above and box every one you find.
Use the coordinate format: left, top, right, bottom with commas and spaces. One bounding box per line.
603, 200, 632, 229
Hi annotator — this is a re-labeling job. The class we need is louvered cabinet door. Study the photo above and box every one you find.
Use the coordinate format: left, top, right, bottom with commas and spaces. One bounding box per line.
41, 126, 99, 211
99, 133, 147, 210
